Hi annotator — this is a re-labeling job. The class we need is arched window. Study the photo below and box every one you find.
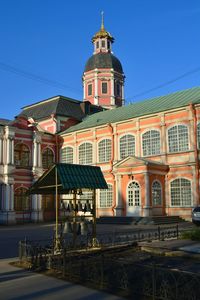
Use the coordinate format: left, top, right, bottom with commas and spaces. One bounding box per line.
119, 134, 135, 159
98, 139, 111, 163
152, 181, 162, 206
197, 123, 200, 149
14, 187, 30, 211
142, 130, 160, 156
79, 142, 93, 165
170, 178, 192, 207
62, 147, 73, 164
168, 125, 189, 153
127, 181, 140, 207
99, 184, 113, 208
42, 148, 54, 169
14, 143, 30, 167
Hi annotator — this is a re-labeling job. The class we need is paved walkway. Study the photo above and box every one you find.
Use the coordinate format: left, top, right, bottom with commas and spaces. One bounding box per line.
0, 258, 125, 300
139, 239, 200, 257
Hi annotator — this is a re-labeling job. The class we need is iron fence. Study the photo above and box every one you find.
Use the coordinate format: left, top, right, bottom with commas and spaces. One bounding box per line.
18, 224, 200, 299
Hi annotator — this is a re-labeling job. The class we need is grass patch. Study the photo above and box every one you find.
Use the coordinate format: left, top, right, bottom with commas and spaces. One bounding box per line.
181, 228, 200, 241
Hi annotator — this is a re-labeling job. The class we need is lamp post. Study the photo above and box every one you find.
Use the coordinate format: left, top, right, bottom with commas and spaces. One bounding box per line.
55, 165, 59, 250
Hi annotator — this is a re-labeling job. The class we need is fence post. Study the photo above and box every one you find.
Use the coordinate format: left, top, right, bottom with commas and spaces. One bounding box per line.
152, 263, 156, 300
176, 224, 179, 239
158, 226, 161, 241
100, 254, 104, 289
63, 248, 66, 277
19, 241, 22, 261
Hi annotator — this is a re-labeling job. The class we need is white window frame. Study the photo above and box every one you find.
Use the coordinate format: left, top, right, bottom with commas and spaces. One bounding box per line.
127, 181, 141, 207
142, 129, 161, 157
78, 142, 93, 165
101, 82, 108, 94
99, 184, 113, 208
98, 138, 112, 163
61, 146, 74, 164
168, 124, 189, 153
170, 177, 192, 207
119, 134, 135, 160
87, 83, 92, 96
152, 180, 162, 206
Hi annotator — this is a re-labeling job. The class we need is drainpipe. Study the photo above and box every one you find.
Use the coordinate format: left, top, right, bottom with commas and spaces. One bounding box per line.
107, 123, 116, 216
55, 134, 59, 163
189, 103, 199, 205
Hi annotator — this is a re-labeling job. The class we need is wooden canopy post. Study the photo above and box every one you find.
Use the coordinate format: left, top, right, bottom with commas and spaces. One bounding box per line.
55, 165, 59, 250
72, 190, 77, 247
92, 189, 97, 247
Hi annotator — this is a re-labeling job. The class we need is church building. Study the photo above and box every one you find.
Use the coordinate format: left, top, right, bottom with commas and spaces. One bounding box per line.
0, 18, 200, 224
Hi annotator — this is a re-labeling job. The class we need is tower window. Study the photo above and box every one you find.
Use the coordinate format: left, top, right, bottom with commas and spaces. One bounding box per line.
116, 83, 121, 96
88, 84, 92, 96
96, 41, 99, 49
107, 41, 110, 49
101, 40, 105, 48
102, 82, 108, 94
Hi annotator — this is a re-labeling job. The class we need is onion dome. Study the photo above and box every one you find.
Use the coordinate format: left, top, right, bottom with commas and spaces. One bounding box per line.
84, 52, 123, 73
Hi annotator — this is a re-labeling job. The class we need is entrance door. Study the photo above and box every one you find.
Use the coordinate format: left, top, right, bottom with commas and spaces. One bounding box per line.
126, 181, 141, 216
42, 195, 55, 221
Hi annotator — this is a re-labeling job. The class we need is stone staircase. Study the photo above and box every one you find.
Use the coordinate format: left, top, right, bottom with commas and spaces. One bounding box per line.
97, 215, 187, 225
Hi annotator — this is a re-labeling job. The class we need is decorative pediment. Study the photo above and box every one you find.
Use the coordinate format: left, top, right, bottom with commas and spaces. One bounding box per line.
113, 156, 168, 171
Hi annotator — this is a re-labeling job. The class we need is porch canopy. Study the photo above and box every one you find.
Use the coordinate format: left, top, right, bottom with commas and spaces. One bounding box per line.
29, 163, 108, 195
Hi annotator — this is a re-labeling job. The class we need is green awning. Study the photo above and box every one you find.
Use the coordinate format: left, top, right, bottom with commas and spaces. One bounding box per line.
29, 163, 108, 195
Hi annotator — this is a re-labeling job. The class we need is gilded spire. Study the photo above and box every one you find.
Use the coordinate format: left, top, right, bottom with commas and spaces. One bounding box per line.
101, 11, 104, 30
92, 12, 114, 43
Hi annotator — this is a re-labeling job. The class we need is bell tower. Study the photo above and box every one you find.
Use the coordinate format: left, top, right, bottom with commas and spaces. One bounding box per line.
83, 13, 125, 109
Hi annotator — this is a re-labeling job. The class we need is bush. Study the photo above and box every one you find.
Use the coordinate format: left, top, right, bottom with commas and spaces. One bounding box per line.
181, 228, 200, 241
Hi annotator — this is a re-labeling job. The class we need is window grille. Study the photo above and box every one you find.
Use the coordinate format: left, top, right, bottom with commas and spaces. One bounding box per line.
152, 181, 162, 205
42, 148, 54, 169
14, 144, 30, 167
79, 143, 93, 165
99, 184, 113, 208
14, 187, 30, 211
98, 139, 111, 162
168, 125, 189, 153
170, 178, 192, 207
142, 130, 160, 156
62, 147, 73, 164
42, 195, 55, 210
88, 84, 92, 96
102, 82, 108, 94
119, 135, 135, 159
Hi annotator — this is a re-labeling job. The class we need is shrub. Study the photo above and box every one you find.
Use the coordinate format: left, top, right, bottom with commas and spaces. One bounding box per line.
181, 228, 200, 241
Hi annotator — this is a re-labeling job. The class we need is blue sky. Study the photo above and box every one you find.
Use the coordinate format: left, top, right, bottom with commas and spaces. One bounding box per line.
0, 0, 200, 120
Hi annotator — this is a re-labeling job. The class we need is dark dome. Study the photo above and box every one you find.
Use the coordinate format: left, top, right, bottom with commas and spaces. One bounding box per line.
84, 53, 123, 73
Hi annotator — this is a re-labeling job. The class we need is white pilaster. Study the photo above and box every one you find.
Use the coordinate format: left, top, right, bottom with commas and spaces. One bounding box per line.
33, 140, 37, 167
136, 119, 141, 157
6, 138, 10, 164
11, 139, 14, 164
10, 184, 14, 211
94, 72, 98, 105
114, 175, 123, 216
0, 138, 2, 164
113, 128, 118, 161
143, 172, 151, 216
5, 184, 10, 210
110, 75, 115, 105
121, 82, 125, 105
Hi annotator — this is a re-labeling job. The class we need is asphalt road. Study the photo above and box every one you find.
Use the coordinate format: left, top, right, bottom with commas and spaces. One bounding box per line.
0, 221, 193, 259
0, 223, 55, 259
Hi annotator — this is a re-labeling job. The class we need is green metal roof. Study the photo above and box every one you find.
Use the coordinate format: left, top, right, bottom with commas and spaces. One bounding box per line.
29, 163, 108, 194
60, 86, 200, 135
